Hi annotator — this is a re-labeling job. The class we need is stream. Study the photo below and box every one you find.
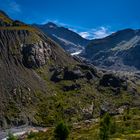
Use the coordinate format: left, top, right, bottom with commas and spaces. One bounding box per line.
0, 126, 48, 140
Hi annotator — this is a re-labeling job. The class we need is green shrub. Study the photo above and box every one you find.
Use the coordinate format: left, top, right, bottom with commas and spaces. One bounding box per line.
54, 121, 70, 140
99, 113, 112, 140
27, 131, 36, 138
7, 133, 18, 140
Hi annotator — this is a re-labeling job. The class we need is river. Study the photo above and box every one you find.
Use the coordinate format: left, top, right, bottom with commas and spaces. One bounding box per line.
0, 126, 48, 140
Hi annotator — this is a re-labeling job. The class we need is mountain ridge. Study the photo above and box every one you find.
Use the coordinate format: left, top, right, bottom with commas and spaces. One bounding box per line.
83, 28, 140, 71
34, 22, 90, 54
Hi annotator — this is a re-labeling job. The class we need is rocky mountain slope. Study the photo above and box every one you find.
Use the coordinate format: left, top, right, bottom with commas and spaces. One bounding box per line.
0, 11, 140, 132
0, 10, 77, 128
84, 29, 140, 71
34, 22, 90, 54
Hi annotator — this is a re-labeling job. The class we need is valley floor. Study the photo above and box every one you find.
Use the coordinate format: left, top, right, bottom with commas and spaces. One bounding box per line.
4, 108, 140, 140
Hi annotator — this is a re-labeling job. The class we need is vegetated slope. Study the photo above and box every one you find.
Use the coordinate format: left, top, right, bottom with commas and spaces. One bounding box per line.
84, 29, 140, 71
0, 10, 76, 128
34, 22, 90, 54
0, 11, 140, 132
23, 108, 140, 140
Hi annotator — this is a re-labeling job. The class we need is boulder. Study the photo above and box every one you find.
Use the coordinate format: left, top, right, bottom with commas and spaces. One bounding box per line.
22, 42, 51, 68
63, 84, 81, 91
63, 68, 84, 80
51, 68, 63, 82
99, 73, 127, 89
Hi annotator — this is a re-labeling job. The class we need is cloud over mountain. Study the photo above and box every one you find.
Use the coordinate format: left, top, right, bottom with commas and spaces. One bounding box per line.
79, 26, 113, 39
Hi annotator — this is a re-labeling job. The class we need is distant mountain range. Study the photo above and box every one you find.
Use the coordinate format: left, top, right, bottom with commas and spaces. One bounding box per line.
34, 23, 140, 71
83, 29, 140, 71
34, 22, 90, 54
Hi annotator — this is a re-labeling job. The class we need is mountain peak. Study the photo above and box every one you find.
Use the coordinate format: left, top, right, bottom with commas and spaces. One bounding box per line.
46, 22, 58, 28
34, 22, 90, 53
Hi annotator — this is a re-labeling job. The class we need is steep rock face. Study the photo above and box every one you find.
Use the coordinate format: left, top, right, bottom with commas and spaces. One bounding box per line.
22, 42, 51, 68
34, 22, 90, 53
84, 29, 140, 70
0, 29, 52, 128
0, 29, 52, 68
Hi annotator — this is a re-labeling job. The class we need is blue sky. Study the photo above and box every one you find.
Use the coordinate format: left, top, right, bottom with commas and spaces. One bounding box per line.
0, 0, 140, 39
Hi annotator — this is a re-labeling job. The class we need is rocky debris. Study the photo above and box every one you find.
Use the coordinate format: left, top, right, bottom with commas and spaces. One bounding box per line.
63, 84, 81, 91
50, 64, 101, 82
99, 73, 127, 89
100, 103, 119, 116
100, 103, 131, 116
22, 42, 52, 68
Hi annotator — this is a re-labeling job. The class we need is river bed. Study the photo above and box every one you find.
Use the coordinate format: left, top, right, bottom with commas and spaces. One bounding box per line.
0, 126, 48, 140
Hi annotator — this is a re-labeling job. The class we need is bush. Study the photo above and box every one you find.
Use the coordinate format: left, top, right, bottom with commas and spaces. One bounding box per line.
27, 131, 36, 138
54, 121, 70, 140
7, 133, 18, 140
100, 113, 112, 140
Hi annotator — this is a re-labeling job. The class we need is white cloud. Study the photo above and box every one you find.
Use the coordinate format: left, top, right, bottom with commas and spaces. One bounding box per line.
78, 26, 113, 39
40, 19, 112, 40
79, 32, 92, 39
93, 27, 112, 39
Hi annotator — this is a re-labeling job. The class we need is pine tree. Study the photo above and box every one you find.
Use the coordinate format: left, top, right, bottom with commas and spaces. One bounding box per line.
54, 121, 70, 140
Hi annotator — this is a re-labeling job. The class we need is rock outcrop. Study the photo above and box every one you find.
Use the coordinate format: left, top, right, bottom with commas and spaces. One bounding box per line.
22, 42, 51, 68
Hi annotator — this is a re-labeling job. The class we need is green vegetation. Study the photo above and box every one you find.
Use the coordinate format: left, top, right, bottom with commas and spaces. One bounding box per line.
7, 133, 18, 140
33, 66, 98, 126
24, 108, 140, 140
100, 113, 112, 140
54, 121, 70, 140
99, 113, 116, 140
